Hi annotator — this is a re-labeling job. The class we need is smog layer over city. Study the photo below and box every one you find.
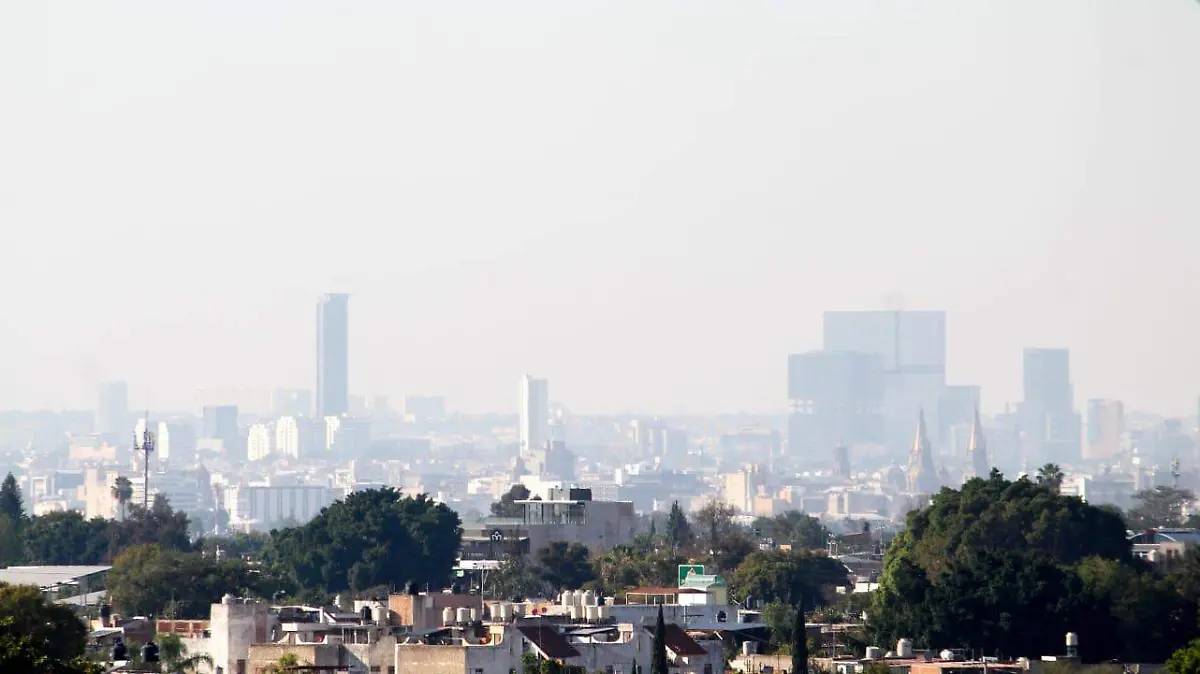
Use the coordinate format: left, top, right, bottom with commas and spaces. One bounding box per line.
2, 3, 1200, 674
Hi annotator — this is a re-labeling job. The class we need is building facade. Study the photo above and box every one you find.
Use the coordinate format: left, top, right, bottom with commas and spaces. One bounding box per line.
317, 293, 350, 419
519, 375, 549, 455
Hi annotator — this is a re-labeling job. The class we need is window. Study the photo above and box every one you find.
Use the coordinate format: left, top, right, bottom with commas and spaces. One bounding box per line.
704, 666, 713, 674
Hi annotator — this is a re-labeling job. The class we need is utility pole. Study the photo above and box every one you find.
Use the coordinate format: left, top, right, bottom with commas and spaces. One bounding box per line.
135, 413, 156, 508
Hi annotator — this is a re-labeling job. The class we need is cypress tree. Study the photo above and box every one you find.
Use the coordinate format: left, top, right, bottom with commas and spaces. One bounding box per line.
652, 605, 669, 674
792, 602, 808, 674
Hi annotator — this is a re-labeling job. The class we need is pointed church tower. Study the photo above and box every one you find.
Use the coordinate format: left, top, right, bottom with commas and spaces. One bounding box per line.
907, 410, 939, 493
967, 407, 990, 479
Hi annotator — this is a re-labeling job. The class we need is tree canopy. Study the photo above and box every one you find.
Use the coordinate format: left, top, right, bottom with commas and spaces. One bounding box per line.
1128, 487, 1196, 530
729, 549, 847, 607
872, 473, 1197, 662
752, 511, 830, 551
490, 484, 531, 518
108, 543, 280, 618
263, 488, 462, 596
0, 583, 102, 673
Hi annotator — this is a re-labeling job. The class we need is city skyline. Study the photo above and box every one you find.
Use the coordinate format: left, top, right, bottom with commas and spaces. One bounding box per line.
3, 1, 1200, 416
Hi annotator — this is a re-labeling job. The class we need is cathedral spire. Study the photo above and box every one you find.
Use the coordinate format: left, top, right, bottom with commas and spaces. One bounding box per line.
907, 409, 939, 493
968, 406, 990, 479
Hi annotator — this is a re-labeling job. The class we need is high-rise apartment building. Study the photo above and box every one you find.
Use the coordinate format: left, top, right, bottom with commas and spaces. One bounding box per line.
519, 375, 549, 454
275, 417, 300, 458
787, 350, 884, 454
316, 293, 350, 419
1021, 348, 1081, 461
247, 423, 271, 461
97, 380, 129, 436
822, 310, 947, 453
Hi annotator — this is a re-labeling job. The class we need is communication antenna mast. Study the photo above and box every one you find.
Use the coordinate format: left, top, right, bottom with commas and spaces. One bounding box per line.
134, 412, 156, 508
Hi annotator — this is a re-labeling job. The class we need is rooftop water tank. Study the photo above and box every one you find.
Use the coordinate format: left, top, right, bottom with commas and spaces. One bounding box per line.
585, 605, 600, 622
442, 608, 455, 625
469, 608, 478, 623
865, 647, 883, 660
561, 591, 573, 607
498, 604, 511, 622
456, 607, 470, 624
897, 639, 914, 659
582, 590, 596, 606
743, 642, 757, 656
569, 605, 581, 621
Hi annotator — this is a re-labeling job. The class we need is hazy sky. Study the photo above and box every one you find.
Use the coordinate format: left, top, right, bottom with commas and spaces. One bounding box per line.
2, 1, 1199, 416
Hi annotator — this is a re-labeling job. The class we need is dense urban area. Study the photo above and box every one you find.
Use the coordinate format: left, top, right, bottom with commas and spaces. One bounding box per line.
5, 301, 1200, 674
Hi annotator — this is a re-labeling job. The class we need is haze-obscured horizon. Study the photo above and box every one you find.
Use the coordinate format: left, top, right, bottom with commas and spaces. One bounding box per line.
2, 1, 1198, 416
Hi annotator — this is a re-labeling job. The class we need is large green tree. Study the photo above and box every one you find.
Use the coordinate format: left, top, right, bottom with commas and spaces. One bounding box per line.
1169, 639, 1200, 674
0, 473, 22, 523
0, 583, 88, 663
537, 542, 596, 591
1128, 487, 1196, 529
872, 474, 1187, 662
491, 484, 531, 518
752, 511, 830, 551
692, 500, 756, 573
665, 501, 691, 549
22, 511, 112, 565
108, 544, 277, 618
729, 550, 847, 607
264, 488, 461, 595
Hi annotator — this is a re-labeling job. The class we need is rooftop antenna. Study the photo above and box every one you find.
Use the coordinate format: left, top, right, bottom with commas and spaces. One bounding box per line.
134, 411, 155, 508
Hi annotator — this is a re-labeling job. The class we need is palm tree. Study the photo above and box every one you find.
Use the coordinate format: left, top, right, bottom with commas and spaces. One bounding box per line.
1036, 463, 1065, 492
111, 476, 133, 521
158, 633, 214, 673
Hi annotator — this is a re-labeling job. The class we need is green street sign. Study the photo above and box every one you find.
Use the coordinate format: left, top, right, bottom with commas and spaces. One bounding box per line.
677, 564, 704, 586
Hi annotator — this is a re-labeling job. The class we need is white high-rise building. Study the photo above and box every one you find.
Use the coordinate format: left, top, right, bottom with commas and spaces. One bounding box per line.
275, 417, 300, 459
247, 423, 271, 461
157, 422, 171, 461
324, 416, 341, 451
519, 375, 550, 453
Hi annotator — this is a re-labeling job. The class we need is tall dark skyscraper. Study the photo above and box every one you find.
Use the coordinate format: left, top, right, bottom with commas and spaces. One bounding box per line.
822, 310, 947, 453
1021, 347, 1080, 461
97, 380, 129, 436
317, 294, 350, 418
787, 350, 884, 454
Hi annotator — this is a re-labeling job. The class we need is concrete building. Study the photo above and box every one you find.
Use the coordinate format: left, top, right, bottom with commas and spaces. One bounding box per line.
317, 293, 350, 418
275, 417, 300, 459
1021, 348, 1081, 462
324, 416, 341, 451
97, 380, 129, 437
787, 350, 884, 454
471, 488, 635, 558
247, 423, 271, 462
519, 375, 549, 454
1085, 399, 1125, 461
823, 310, 947, 455
223, 483, 340, 531
722, 468, 758, 514
523, 440, 575, 480
203, 405, 240, 454
392, 621, 723, 674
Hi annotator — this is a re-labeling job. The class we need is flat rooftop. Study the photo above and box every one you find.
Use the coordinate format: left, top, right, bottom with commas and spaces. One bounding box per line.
0, 565, 111, 589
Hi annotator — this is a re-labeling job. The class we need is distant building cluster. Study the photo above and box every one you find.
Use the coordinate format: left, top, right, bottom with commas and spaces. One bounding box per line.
0, 300, 1196, 555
